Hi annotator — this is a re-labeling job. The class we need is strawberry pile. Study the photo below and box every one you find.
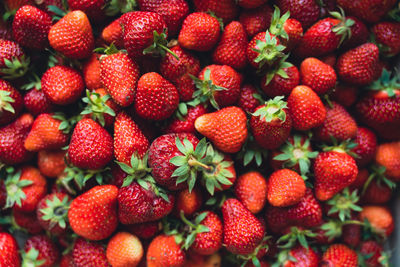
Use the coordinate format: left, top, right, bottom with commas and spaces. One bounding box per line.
0, 0, 400, 266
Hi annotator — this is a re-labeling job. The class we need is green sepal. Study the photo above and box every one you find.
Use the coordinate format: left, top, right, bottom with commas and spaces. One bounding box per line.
180, 211, 210, 251
52, 113, 80, 134
269, 5, 290, 40
21, 247, 46, 267
237, 134, 268, 167
4, 170, 33, 209
277, 227, 316, 249
39, 195, 71, 230
60, 165, 110, 192
81, 89, 116, 127
237, 236, 271, 267
330, 7, 355, 47
48, 5, 67, 22
327, 187, 362, 222
252, 96, 287, 122
0, 90, 15, 114
322, 137, 359, 158
0, 55, 30, 80
367, 69, 400, 98
261, 55, 293, 84
251, 30, 287, 69
142, 30, 179, 60
104, 0, 137, 16
20, 73, 41, 91
271, 249, 298, 267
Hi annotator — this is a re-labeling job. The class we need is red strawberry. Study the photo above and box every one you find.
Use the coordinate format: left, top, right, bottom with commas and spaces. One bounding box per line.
283, 246, 319, 267
82, 53, 102, 91
0, 113, 33, 164
12, 5, 52, 50
134, 72, 179, 121
239, 4, 273, 37
0, 78, 23, 126
336, 0, 397, 23
41, 65, 85, 105
336, 43, 380, 86
222, 198, 265, 255
342, 16, 368, 49
320, 244, 358, 266
100, 52, 140, 107
12, 209, 43, 234
67, 0, 106, 22
287, 85, 326, 131
330, 84, 358, 107
237, 0, 267, 9
281, 18, 303, 51
359, 240, 383, 267
375, 141, 400, 181
146, 234, 186, 267
276, 0, 320, 28
23, 235, 59, 267
362, 179, 393, 205
250, 96, 292, 150
160, 45, 201, 101
101, 18, 124, 48
261, 65, 300, 97
48, 10, 94, 59
60, 253, 75, 267
37, 149, 66, 178
23, 88, 54, 116
372, 22, 400, 57
127, 221, 161, 239
195, 106, 248, 153
106, 232, 143, 267
174, 187, 203, 216
237, 84, 262, 113
178, 12, 221, 52
234, 171, 268, 214
193, 0, 238, 23
212, 21, 248, 70
72, 238, 110, 267
0, 39, 29, 79
0, 20, 12, 41
164, 104, 207, 134
0, 232, 20, 267
67, 118, 114, 169
351, 127, 377, 167
68, 185, 118, 240
300, 57, 337, 95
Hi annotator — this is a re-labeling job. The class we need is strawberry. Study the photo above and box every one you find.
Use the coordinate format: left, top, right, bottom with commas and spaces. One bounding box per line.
114, 111, 149, 165
234, 171, 268, 214
12, 209, 44, 234
0, 20, 12, 41
195, 106, 248, 153
67, 0, 106, 22
82, 53, 102, 91
287, 85, 326, 131
320, 244, 358, 266
330, 84, 358, 107
22, 235, 59, 267
261, 65, 300, 97
372, 22, 400, 57
48, 10, 94, 59
351, 127, 377, 167
101, 18, 124, 48
212, 21, 248, 70
36, 192, 71, 235
300, 57, 337, 95
174, 187, 203, 217
314, 102, 358, 143
193, 0, 238, 23
41, 65, 85, 105
134, 72, 179, 121
237, 84, 262, 113
24, 113, 69, 151
336, 0, 397, 23
0, 113, 33, 164
342, 16, 368, 49
68, 185, 118, 240
336, 43, 380, 86
375, 141, 400, 181
37, 150, 66, 178
35, 0, 64, 15
362, 178, 393, 205
222, 198, 265, 255
106, 232, 143, 267
72, 238, 110, 267
0, 39, 29, 79
359, 240, 383, 267
164, 104, 207, 134
12, 5, 51, 50
314, 150, 358, 201
67, 118, 114, 170
127, 221, 161, 239
193, 65, 242, 109
4, 166, 47, 212
0, 78, 23, 126
160, 45, 201, 101
0, 232, 20, 267
239, 4, 273, 37
23, 88, 54, 116
283, 246, 319, 267
146, 234, 186, 267
60, 253, 75, 267
178, 12, 221, 52
276, 0, 320, 28
250, 96, 292, 150
237, 0, 267, 9
100, 52, 140, 107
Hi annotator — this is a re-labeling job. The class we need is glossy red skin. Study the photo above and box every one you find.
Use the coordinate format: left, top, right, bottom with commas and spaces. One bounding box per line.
336, 0, 397, 23
148, 133, 199, 190
351, 127, 377, 167
193, 0, 238, 23
0, 79, 23, 126
0, 232, 20, 267
146, 234, 186, 267
261, 66, 300, 97
372, 22, 400, 57
13, 209, 43, 234
23, 89, 54, 116
24, 235, 60, 267
173, 187, 203, 217
276, 0, 320, 28
67, 0, 106, 22
82, 53, 101, 91
126, 221, 160, 239
237, 84, 262, 113
282, 18, 303, 51
283, 246, 319, 267
300, 57, 337, 95
342, 16, 368, 49
0, 39, 24, 70
239, 4, 273, 37
72, 238, 110, 267
359, 240, 383, 266
192, 211, 223, 255
321, 244, 358, 267
164, 104, 207, 134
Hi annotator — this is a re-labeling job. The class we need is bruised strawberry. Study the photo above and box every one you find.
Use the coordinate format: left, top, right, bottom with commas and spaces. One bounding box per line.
235, 171, 268, 214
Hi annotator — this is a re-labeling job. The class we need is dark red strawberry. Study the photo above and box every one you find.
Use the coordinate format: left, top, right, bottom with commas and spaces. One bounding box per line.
126, 221, 161, 239
22, 235, 59, 267
336, 0, 397, 23
261, 65, 300, 97
0, 39, 29, 79
12, 209, 44, 234
351, 127, 377, 167
342, 16, 368, 49
23, 88, 54, 116
67, 0, 106, 22
331, 84, 358, 107
193, 0, 238, 23
239, 4, 273, 38
0, 78, 23, 126
237, 84, 262, 113
276, 0, 320, 28
163, 104, 207, 134
372, 22, 400, 57
359, 240, 383, 267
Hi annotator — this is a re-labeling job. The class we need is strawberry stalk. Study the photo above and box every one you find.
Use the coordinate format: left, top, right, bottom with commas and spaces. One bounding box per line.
39, 195, 71, 230
0, 54, 30, 80
179, 211, 210, 250
277, 227, 316, 249
143, 30, 180, 60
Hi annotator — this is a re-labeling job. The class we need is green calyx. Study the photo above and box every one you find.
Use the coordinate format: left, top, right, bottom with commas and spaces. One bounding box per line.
327, 188, 362, 222
0, 55, 30, 80
175, 101, 200, 121
117, 153, 153, 186
269, 6, 290, 40
367, 69, 400, 98
80, 89, 116, 127
319, 219, 363, 241
104, 0, 137, 16
273, 134, 318, 176
20, 73, 41, 91
277, 227, 317, 250
262, 55, 293, 85
238, 236, 271, 267
362, 165, 396, 195
47, 5, 67, 22
0, 90, 15, 114
39, 195, 71, 230
191, 68, 228, 110
237, 135, 268, 167
322, 137, 359, 157
143, 30, 179, 60
59, 165, 110, 192
271, 249, 298, 267
252, 96, 287, 123
21, 248, 46, 267
330, 7, 355, 47
252, 31, 286, 69
52, 113, 80, 135
180, 211, 210, 250
4, 169, 33, 209
94, 43, 123, 56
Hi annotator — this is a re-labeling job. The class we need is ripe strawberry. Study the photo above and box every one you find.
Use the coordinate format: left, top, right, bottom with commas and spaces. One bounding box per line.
82, 53, 102, 91
12, 5, 51, 50
68, 185, 118, 240
0, 113, 33, 164
237, 0, 267, 9
24, 113, 69, 151
164, 104, 207, 134
336, 43, 380, 86
0, 39, 29, 79
331, 84, 358, 107
12, 209, 43, 234
250, 96, 292, 150
101, 18, 124, 48
314, 150, 358, 201
342, 16, 368, 49
375, 141, 400, 181
134, 72, 179, 121
160, 45, 201, 101
67, 118, 114, 169
287, 85, 326, 131
195, 106, 248, 153
362, 179, 393, 205
276, 0, 320, 28
36, 192, 71, 235
72, 238, 110, 267
222, 198, 265, 255
300, 57, 337, 95
0, 79, 23, 126
35, 0, 64, 15
127, 221, 161, 239
60, 253, 75, 267
0, 232, 20, 267
336, 0, 397, 23
147, 234, 186, 267
234, 171, 268, 214
67, 0, 106, 22
4, 166, 47, 212
193, 0, 238, 23
314, 102, 358, 143
114, 111, 149, 165
281, 18, 303, 51
283, 246, 319, 267
372, 22, 400, 57
23, 235, 59, 267
261, 65, 300, 97
41, 65, 85, 105
49, 10, 94, 59
237, 84, 261, 113
100, 52, 140, 107
212, 21, 248, 70
193, 65, 242, 109
37, 150, 66, 178
23, 88, 54, 116
359, 240, 383, 267
174, 187, 203, 217
351, 127, 377, 167
178, 12, 221, 51
106, 232, 143, 267
320, 244, 358, 266
239, 4, 273, 37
